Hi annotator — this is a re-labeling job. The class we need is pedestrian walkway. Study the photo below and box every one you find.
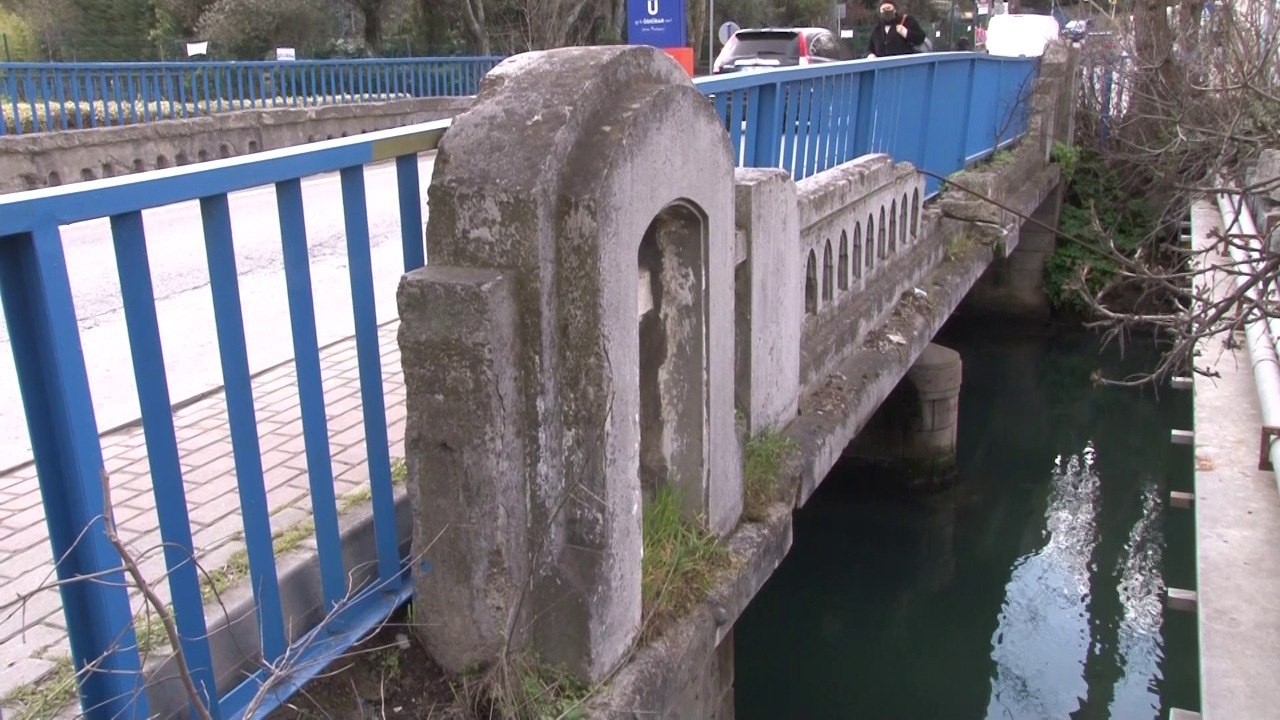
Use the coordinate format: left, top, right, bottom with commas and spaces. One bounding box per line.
0, 320, 407, 708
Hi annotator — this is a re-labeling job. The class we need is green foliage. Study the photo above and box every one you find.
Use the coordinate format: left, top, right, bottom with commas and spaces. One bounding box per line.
0, 5, 37, 60
196, 0, 336, 59
641, 485, 730, 640
1045, 147, 1160, 314
742, 430, 796, 522
1051, 140, 1080, 183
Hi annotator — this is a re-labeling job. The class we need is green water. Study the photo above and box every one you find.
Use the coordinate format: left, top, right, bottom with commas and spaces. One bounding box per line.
735, 321, 1200, 719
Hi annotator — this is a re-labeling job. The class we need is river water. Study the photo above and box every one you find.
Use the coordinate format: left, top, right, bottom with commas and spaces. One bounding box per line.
735, 320, 1200, 719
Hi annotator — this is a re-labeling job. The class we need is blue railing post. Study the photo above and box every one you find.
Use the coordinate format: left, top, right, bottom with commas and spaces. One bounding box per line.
0, 225, 149, 719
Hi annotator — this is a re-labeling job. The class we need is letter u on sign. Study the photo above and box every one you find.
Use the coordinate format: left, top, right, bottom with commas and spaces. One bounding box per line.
647, 0, 659, 15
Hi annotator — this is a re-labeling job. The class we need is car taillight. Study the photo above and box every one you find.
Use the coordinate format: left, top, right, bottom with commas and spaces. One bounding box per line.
797, 33, 810, 63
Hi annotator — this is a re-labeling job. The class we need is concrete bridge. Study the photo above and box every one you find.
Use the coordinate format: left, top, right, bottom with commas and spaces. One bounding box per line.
0, 44, 1084, 719
400, 45, 1071, 716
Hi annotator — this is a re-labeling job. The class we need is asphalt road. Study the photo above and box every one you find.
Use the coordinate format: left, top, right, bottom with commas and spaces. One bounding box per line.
0, 153, 437, 470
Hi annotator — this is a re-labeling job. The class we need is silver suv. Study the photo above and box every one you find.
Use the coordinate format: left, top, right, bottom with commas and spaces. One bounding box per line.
712, 28, 851, 74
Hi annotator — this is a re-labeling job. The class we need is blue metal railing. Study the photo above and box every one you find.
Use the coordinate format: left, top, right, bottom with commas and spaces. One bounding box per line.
0, 51, 1041, 719
693, 52, 1039, 194
0, 121, 446, 719
0, 57, 504, 136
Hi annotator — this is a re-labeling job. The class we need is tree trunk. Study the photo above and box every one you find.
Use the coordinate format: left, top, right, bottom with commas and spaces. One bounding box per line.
461, 0, 491, 54
361, 2, 382, 49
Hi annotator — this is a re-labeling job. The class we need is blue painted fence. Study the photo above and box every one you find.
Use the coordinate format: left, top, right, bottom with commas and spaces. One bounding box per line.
0, 121, 445, 719
694, 52, 1039, 194
0, 51, 1039, 719
0, 57, 504, 136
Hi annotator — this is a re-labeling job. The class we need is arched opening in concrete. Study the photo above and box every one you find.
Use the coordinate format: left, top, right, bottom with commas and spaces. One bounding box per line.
637, 202, 710, 507
805, 249, 818, 314
900, 193, 909, 247
219, 143, 232, 158
852, 224, 863, 280
133, 159, 145, 173
822, 240, 834, 303
838, 232, 849, 292
155, 155, 170, 169
888, 200, 898, 255
80, 168, 95, 182
175, 152, 189, 166
912, 189, 920, 239
878, 206, 887, 259
249, 140, 260, 152
865, 215, 875, 272
197, 149, 210, 162
47, 171, 61, 186
101, 163, 114, 179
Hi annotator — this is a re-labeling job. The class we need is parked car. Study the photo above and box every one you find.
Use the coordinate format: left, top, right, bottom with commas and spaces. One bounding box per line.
712, 28, 851, 74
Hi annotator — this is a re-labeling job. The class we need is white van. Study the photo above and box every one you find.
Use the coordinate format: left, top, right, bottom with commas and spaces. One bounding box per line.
984, 14, 1060, 57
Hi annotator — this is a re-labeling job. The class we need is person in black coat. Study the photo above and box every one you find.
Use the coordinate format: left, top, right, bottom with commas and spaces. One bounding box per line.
866, 0, 927, 58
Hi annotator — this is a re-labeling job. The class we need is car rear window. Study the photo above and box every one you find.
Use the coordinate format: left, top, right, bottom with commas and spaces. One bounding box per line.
721, 31, 801, 61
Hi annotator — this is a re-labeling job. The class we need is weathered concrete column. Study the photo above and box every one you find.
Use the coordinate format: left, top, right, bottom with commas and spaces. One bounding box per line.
964, 188, 1063, 320
846, 343, 963, 489
734, 169, 803, 435
399, 45, 740, 684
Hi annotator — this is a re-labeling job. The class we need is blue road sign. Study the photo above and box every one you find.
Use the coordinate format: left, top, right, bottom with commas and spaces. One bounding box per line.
627, 0, 687, 48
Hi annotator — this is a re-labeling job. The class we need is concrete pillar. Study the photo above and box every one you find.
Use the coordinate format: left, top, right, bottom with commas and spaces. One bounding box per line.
399, 45, 740, 684
963, 187, 1062, 320
846, 343, 963, 489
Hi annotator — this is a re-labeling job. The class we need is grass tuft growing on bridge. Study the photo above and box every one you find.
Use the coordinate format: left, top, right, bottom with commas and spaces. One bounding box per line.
640, 485, 730, 642
743, 431, 798, 522
455, 654, 590, 720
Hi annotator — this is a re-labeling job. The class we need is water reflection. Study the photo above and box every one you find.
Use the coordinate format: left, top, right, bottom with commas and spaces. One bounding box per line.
986, 444, 1101, 720
733, 328, 1197, 720
1108, 480, 1166, 719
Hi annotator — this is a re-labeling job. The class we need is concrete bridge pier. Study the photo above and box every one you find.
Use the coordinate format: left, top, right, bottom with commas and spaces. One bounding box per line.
964, 189, 1064, 320
847, 343, 963, 489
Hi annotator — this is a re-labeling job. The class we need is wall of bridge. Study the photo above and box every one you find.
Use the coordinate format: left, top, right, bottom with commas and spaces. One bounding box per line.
0, 96, 471, 193
397, 41, 1076, 718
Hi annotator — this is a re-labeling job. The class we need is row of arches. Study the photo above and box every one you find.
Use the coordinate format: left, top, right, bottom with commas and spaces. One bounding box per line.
805, 187, 921, 315
33, 125, 382, 189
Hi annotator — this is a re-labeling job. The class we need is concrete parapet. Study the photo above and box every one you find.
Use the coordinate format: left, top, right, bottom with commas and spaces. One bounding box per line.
400, 45, 741, 683
733, 169, 802, 434
397, 267, 528, 672
0, 96, 471, 193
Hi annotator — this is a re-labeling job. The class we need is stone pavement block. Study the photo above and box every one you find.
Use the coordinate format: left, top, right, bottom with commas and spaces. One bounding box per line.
0, 586, 62, 644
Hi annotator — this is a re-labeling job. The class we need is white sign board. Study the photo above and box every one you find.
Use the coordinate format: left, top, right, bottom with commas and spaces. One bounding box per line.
276, 47, 296, 61
186, 41, 208, 57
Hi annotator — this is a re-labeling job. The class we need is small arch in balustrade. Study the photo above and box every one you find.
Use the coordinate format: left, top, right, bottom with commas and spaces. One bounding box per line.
175, 152, 190, 166
249, 140, 260, 152
805, 250, 818, 315
48, 171, 62, 186
878, 206, 887, 260
219, 143, 232, 158
900, 193, 909, 247
133, 159, 145, 173
197, 149, 210, 163
80, 168, 96, 182
912, 188, 921, 239
888, 200, 898, 255
838, 231, 849, 291
852, 223, 863, 280
822, 240, 834, 304
866, 215, 876, 272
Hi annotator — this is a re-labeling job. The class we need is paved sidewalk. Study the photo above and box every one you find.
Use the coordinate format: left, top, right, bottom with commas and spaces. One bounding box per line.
0, 320, 407, 704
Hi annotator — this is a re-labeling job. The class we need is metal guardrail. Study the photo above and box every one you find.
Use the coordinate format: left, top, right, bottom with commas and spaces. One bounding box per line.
694, 52, 1039, 193
0, 51, 1041, 719
0, 121, 446, 719
0, 57, 504, 136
